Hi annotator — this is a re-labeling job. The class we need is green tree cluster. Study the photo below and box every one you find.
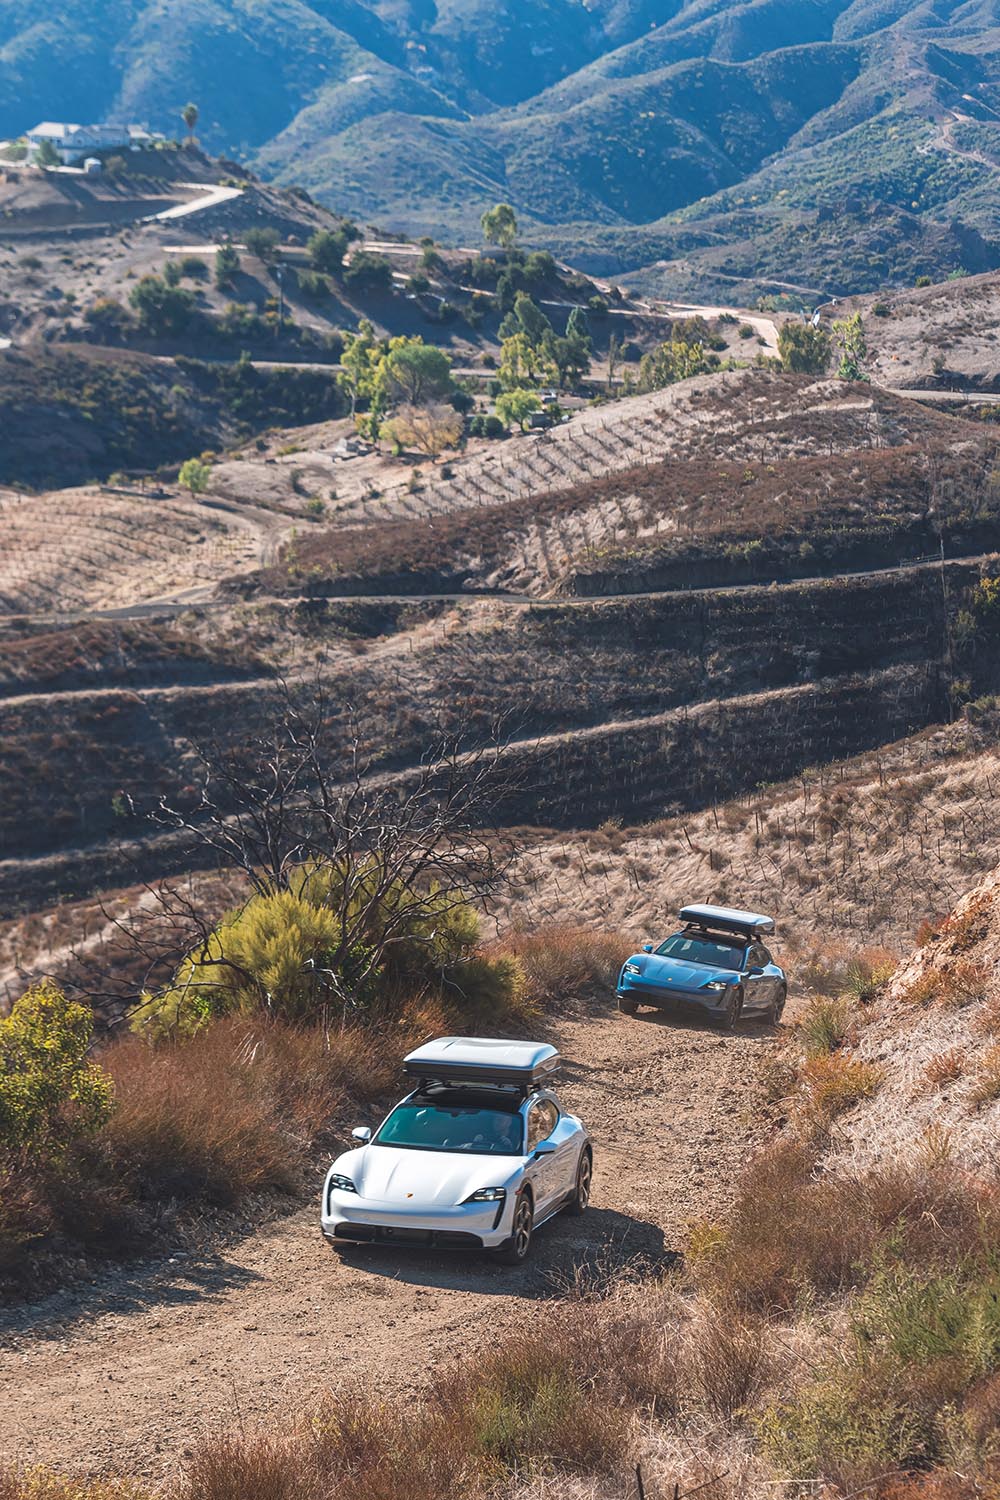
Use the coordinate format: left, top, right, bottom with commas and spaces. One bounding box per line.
833, 312, 869, 382
178, 456, 211, 494
215, 243, 240, 289
495, 388, 541, 431
181, 101, 198, 145
493, 291, 591, 426
481, 202, 518, 249
343, 251, 393, 296
307, 228, 349, 275
339, 324, 455, 439
243, 227, 281, 264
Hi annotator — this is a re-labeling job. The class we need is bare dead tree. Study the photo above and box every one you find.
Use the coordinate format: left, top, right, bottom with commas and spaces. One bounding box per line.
101, 686, 527, 1021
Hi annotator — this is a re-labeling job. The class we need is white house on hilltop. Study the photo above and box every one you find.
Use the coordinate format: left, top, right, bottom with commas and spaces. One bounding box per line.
26, 122, 158, 165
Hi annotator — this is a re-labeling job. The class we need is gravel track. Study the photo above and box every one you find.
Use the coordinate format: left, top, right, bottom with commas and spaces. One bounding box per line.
0, 1001, 774, 1480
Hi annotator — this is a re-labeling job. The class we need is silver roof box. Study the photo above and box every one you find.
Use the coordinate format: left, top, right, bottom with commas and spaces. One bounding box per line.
403, 1036, 560, 1089
679, 904, 775, 938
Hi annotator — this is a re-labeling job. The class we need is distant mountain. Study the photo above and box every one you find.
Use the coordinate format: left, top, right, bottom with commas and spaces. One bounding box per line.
5, 0, 1000, 295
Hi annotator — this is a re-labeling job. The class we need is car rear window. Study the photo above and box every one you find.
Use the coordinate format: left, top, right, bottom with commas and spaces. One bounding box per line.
656, 934, 745, 967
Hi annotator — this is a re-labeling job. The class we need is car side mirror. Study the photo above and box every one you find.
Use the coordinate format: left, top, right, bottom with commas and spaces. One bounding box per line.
748, 965, 765, 975
351, 1126, 372, 1143
642, 943, 654, 953
532, 1140, 557, 1159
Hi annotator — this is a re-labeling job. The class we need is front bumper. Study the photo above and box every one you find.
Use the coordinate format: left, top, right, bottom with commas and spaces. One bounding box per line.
617, 979, 731, 1015
321, 1190, 513, 1250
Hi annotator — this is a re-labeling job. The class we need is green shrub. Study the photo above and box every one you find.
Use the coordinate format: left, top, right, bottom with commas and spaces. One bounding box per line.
133, 871, 526, 1037
761, 1264, 1000, 1489
798, 995, 853, 1054
0, 982, 113, 1161
843, 951, 895, 1002
297, 270, 330, 301
178, 456, 211, 494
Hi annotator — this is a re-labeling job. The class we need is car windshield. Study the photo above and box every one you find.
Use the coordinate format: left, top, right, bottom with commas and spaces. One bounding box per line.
656, 933, 745, 968
373, 1101, 523, 1156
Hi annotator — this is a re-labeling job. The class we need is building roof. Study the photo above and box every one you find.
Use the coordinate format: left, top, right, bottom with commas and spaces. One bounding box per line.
28, 122, 83, 139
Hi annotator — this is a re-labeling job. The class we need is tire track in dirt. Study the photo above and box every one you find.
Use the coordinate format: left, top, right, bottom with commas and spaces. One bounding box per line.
0, 1002, 776, 1480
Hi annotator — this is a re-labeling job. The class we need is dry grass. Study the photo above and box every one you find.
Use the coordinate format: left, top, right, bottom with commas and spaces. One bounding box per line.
4, 1137, 1000, 1499
968, 1043, 1000, 1107
101, 1017, 393, 1206
796, 1052, 883, 1123
922, 1047, 968, 1088
689, 1141, 1000, 1312
973, 994, 1000, 1037
0, 1014, 404, 1285
901, 959, 993, 1009
490, 926, 632, 1010
797, 996, 855, 1055
940, 891, 996, 953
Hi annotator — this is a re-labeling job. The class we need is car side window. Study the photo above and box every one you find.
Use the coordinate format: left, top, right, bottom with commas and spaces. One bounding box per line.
747, 942, 771, 968
526, 1099, 558, 1151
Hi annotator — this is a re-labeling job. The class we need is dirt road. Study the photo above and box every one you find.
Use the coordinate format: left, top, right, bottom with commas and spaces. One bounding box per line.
0, 1002, 773, 1480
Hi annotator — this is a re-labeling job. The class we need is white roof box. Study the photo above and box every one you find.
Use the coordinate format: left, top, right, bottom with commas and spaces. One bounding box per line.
403, 1036, 560, 1088
679, 904, 775, 938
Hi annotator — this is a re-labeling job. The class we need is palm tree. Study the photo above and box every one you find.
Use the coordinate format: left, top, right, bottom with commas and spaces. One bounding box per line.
181, 102, 199, 147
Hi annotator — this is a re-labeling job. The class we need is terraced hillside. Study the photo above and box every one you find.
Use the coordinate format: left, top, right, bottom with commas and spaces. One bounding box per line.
0, 487, 281, 613
2, 370, 1000, 916
249, 371, 1000, 596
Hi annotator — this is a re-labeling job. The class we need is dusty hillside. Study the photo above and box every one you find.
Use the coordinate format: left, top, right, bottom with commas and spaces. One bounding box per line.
827, 863, 1000, 1172
503, 717, 1000, 956
0, 486, 285, 613
848, 269, 1000, 392
5, 713, 1000, 1018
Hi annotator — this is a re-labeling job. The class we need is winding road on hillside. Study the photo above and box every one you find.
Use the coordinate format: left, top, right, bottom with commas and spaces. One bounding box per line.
0, 1000, 774, 1480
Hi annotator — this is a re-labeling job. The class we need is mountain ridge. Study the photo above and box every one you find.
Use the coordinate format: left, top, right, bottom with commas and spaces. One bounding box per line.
5, 0, 1000, 293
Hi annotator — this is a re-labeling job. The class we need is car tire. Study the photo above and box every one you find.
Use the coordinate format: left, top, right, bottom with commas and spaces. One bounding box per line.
766, 985, 787, 1025
718, 986, 743, 1030
495, 1190, 534, 1266
566, 1148, 592, 1216
618, 994, 639, 1016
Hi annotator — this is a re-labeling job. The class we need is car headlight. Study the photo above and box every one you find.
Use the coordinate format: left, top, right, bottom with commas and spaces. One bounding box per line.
328, 1174, 357, 1194
464, 1187, 506, 1203
704, 980, 729, 992
623, 962, 643, 976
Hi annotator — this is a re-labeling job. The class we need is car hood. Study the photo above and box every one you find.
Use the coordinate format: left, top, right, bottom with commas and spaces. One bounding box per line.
329, 1144, 521, 1203
625, 953, 740, 988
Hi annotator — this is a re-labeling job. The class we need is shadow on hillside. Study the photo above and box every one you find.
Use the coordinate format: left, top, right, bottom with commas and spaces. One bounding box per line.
0, 1251, 264, 1342
327, 1204, 672, 1296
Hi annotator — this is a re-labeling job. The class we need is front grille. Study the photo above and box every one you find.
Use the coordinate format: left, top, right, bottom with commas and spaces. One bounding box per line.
333, 1224, 484, 1248
628, 982, 713, 1005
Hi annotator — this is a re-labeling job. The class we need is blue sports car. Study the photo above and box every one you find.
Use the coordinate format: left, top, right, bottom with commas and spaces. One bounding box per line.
616, 904, 786, 1028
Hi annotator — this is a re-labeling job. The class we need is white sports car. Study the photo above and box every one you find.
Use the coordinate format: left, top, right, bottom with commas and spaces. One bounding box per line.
321, 1036, 592, 1265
